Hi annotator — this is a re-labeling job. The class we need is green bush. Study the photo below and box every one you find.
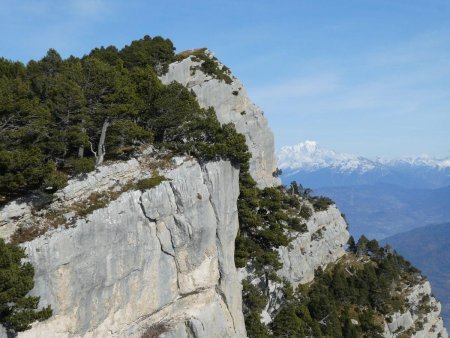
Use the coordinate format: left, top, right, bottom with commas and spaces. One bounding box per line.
43, 169, 68, 192
184, 49, 233, 84
65, 158, 96, 175
299, 205, 312, 220
136, 176, 167, 191
311, 196, 334, 211
0, 239, 52, 332
288, 218, 307, 232
242, 280, 270, 337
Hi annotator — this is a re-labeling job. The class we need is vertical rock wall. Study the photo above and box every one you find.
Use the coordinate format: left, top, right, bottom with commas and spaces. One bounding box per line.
160, 51, 280, 188
4, 159, 246, 338
277, 205, 349, 285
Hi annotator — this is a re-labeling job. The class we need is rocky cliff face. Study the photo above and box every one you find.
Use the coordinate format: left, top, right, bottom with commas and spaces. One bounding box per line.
1, 157, 246, 337
0, 50, 447, 338
277, 205, 349, 285
160, 50, 279, 188
383, 281, 448, 338
242, 205, 350, 324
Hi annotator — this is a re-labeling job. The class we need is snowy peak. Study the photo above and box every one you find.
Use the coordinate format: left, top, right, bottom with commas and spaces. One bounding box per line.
391, 155, 450, 170
278, 141, 450, 173
278, 140, 376, 173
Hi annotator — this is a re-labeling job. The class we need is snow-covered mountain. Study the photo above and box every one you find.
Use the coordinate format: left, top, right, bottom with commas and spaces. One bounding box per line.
279, 141, 450, 189
278, 140, 377, 173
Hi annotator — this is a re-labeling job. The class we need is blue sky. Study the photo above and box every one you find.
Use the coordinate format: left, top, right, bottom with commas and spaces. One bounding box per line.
1, 0, 449, 158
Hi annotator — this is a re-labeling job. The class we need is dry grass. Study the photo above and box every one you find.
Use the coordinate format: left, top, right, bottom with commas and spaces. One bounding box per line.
141, 323, 169, 338
11, 225, 49, 244
175, 48, 207, 60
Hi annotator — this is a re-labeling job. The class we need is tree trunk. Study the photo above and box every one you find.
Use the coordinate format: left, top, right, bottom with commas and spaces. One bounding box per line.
78, 125, 86, 158
96, 119, 110, 166
78, 146, 84, 158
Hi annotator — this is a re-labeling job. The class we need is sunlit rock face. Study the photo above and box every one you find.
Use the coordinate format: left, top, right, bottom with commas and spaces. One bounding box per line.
277, 204, 350, 285
2, 159, 245, 338
0, 49, 446, 338
161, 51, 280, 188
382, 281, 448, 338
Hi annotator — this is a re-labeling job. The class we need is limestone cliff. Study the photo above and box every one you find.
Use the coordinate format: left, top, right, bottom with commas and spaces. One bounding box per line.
160, 50, 279, 188
277, 204, 349, 285
383, 281, 448, 338
0, 49, 447, 338
240, 204, 350, 324
1, 157, 245, 337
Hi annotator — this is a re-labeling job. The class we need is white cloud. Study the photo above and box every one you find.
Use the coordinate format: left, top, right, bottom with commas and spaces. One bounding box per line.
251, 73, 340, 101
251, 28, 450, 117
70, 0, 107, 18
367, 29, 450, 67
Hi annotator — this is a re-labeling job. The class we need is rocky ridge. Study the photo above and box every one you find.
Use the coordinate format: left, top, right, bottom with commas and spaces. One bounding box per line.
383, 281, 447, 338
2, 155, 246, 337
160, 50, 279, 188
277, 205, 349, 285
0, 50, 447, 337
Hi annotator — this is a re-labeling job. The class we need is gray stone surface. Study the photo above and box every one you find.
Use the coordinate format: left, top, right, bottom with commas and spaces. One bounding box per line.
0, 200, 33, 239
383, 281, 448, 338
277, 204, 350, 285
239, 203, 351, 324
161, 51, 280, 188
11, 159, 245, 338
54, 158, 142, 203
0, 157, 145, 241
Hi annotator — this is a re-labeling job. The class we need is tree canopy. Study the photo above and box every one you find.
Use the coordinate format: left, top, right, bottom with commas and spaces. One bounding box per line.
0, 36, 248, 204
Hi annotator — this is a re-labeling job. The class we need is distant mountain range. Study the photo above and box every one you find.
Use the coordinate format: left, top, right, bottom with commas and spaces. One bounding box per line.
279, 141, 450, 239
279, 141, 450, 189
382, 223, 450, 329
278, 141, 450, 329
315, 184, 450, 239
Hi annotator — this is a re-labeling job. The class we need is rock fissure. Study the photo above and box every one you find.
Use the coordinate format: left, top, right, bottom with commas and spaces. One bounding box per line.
137, 193, 157, 224
215, 283, 237, 333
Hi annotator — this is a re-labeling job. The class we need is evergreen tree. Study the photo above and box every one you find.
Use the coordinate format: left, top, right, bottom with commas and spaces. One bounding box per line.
271, 304, 306, 338
0, 239, 52, 332
348, 236, 357, 253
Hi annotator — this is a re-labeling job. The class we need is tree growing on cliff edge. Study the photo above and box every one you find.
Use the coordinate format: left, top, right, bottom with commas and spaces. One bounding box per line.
0, 239, 52, 332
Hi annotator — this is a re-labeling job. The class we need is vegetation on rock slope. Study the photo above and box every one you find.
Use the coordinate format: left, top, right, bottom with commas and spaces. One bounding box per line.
0, 35, 251, 333
244, 236, 424, 338
0, 35, 246, 205
0, 35, 432, 337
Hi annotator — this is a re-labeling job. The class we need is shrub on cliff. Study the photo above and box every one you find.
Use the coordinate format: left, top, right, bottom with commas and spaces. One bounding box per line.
263, 238, 422, 338
311, 195, 334, 211
0, 239, 52, 332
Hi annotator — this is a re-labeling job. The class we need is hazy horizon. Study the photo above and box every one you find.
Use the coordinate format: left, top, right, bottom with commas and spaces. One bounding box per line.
277, 139, 450, 161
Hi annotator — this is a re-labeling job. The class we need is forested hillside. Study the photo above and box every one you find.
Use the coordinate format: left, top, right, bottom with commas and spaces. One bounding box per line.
0, 36, 247, 204
382, 223, 450, 329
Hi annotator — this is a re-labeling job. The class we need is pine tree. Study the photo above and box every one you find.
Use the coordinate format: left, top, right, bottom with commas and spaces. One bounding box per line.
0, 239, 52, 332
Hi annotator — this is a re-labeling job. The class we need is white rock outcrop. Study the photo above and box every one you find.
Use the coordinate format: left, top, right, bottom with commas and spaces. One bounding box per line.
277, 204, 349, 285
0, 158, 145, 242
243, 204, 350, 323
160, 50, 279, 188
1, 159, 246, 338
383, 281, 448, 338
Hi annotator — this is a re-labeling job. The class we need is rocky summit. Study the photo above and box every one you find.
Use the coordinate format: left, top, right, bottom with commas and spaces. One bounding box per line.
0, 38, 447, 338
